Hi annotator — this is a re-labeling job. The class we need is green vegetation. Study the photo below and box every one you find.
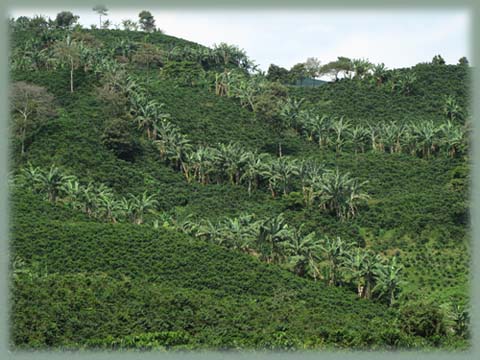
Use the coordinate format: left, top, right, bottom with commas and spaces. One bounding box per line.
8, 13, 470, 351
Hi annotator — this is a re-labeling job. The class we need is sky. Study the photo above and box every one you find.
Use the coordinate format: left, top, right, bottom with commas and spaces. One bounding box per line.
8, 7, 471, 72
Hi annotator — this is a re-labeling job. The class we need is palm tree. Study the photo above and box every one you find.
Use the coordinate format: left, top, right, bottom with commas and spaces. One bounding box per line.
411, 121, 439, 158
80, 182, 100, 217
153, 119, 180, 161
240, 152, 268, 195
97, 192, 122, 223
18, 162, 44, 192
283, 228, 322, 280
260, 158, 281, 198
280, 97, 305, 130
136, 99, 166, 140
214, 142, 249, 185
299, 161, 325, 207
196, 219, 223, 243
349, 126, 369, 154
319, 236, 352, 286
372, 256, 403, 306
351, 58, 373, 79
316, 169, 369, 220
380, 122, 399, 154
346, 248, 383, 299
331, 116, 351, 153
393, 122, 407, 153
271, 156, 300, 195
317, 169, 350, 219
371, 63, 388, 85
128, 191, 158, 225
217, 215, 257, 251
314, 114, 332, 148
257, 213, 292, 264
440, 120, 465, 157
396, 72, 416, 95
215, 71, 232, 96
187, 146, 218, 184
441, 302, 469, 337
368, 124, 381, 152
347, 178, 370, 219
165, 133, 193, 179
119, 196, 135, 223
443, 95, 464, 122
172, 212, 199, 237
37, 165, 74, 203
60, 178, 83, 210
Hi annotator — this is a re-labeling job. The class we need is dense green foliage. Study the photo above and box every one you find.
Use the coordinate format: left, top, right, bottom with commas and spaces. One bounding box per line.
8, 14, 470, 351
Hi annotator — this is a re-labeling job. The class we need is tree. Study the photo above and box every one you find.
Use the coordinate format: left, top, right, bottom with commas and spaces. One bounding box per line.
270, 156, 300, 195
258, 214, 292, 263
372, 256, 403, 306
93, 5, 108, 27
101, 117, 140, 161
432, 54, 446, 65
458, 56, 469, 66
55, 11, 79, 29
441, 302, 469, 338
241, 152, 268, 195
288, 63, 308, 84
17, 162, 44, 191
132, 43, 163, 83
443, 95, 464, 122
37, 165, 74, 203
399, 301, 447, 339
284, 229, 322, 279
396, 72, 416, 95
304, 57, 322, 84
122, 19, 139, 31
10, 82, 56, 156
138, 10, 156, 32
371, 63, 388, 85
212, 43, 251, 70
252, 81, 288, 156
97, 192, 122, 223
439, 120, 465, 158
319, 236, 351, 286
316, 169, 369, 220
52, 35, 83, 92
351, 58, 373, 79
280, 97, 305, 130
330, 116, 351, 153
266, 64, 289, 83
128, 191, 158, 224
345, 248, 383, 299
135, 99, 168, 139
101, 19, 111, 29
321, 57, 353, 81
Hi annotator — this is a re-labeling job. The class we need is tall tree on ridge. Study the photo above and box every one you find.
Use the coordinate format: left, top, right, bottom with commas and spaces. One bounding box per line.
93, 5, 108, 28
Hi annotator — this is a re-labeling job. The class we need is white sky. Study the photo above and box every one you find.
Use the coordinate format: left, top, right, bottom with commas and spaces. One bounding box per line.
9, 7, 471, 71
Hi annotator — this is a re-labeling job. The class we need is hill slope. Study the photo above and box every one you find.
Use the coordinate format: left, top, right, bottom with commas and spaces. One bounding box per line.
8, 24, 470, 350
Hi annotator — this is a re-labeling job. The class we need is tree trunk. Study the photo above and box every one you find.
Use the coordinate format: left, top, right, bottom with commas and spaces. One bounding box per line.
21, 115, 27, 156
70, 61, 74, 93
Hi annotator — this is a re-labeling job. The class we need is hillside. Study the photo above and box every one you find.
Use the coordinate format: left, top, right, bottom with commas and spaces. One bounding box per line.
8, 18, 470, 351
11, 190, 403, 350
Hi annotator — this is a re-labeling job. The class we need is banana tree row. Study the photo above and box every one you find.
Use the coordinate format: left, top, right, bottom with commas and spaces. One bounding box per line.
10, 162, 400, 306
119, 75, 370, 221
288, 109, 468, 158
167, 212, 402, 306
13, 164, 158, 225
